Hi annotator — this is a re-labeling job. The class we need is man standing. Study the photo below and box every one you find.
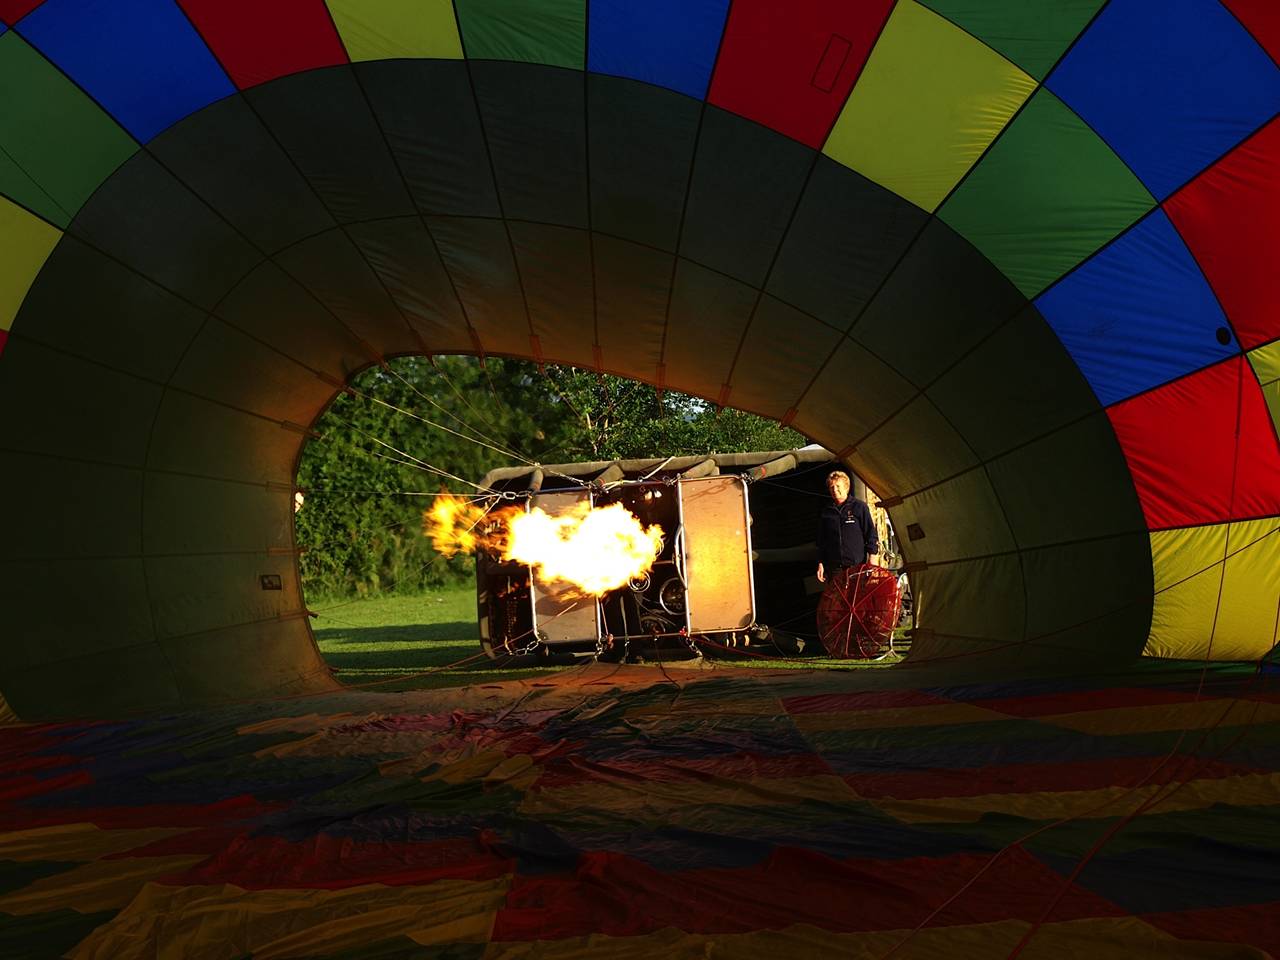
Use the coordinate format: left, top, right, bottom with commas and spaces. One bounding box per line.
816, 469, 879, 584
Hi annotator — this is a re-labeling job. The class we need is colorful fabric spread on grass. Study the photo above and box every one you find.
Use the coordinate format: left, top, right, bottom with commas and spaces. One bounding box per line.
2, 662, 1278, 959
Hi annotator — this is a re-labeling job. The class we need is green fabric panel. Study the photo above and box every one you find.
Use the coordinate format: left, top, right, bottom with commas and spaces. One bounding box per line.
824, 0, 1035, 212
0, 33, 136, 228
142, 475, 292, 556
853, 219, 1027, 388
0, 454, 141, 560
927, 305, 1099, 461
730, 297, 840, 421
887, 469, 1017, 563
357, 60, 501, 219
1249, 340, 1280, 436
146, 391, 298, 485
593, 233, 671, 382
0, 909, 118, 960
768, 156, 928, 331
1021, 533, 1153, 655
663, 260, 757, 395
218, 261, 378, 379
507, 221, 596, 369
455, 0, 585, 69
918, 0, 1103, 78
910, 555, 1026, 644
938, 88, 1154, 298
0, 860, 79, 897
18, 237, 205, 382
0, 339, 160, 468
588, 74, 701, 251
792, 337, 916, 461
854, 395, 979, 496
426, 215, 530, 357
149, 95, 335, 254
274, 230, 423, 357
346, 218, 474, 355
986, 411, 1148, 549
145, 554, 301, 640
470, 61, 587, 229
327, 0, 464, 61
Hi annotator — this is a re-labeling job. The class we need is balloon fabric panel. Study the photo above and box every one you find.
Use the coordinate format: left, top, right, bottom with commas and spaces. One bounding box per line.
587, 0, 729, 100
916, 0, 1104, 79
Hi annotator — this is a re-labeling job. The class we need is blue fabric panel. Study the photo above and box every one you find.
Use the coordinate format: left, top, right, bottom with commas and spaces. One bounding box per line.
588, 0, 729, 100
18, 0, 234, 143
0, 22, 7, 37
1034, 210, 1235, 406
1046, 0, 1280, 200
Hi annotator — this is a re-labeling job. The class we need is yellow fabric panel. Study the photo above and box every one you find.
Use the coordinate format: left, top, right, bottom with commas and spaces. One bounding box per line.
0, 855, 207, 915
326, 0, 464, 61
0, 195, 60, 331
874, 770, 1280, 825
0, 689, 15, 723
1249, 340, 1280, 434
823, 0, 1036, 212
0, 823, 186, 862
1144, 519, 1280, 660
71, 877, 510, 960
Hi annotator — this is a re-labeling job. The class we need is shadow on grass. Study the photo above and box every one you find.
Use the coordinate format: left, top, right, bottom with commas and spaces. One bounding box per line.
315, 622, 479, 645
322, 645, 482, 671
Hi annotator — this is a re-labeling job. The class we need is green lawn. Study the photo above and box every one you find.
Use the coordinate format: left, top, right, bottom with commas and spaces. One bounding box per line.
310, 587, 907, 691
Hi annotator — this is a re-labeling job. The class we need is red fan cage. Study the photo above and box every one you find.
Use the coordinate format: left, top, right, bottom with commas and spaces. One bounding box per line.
816, 563, 904, 659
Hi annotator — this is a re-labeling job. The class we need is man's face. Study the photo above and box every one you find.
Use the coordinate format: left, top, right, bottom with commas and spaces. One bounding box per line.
828, 476, 850, 503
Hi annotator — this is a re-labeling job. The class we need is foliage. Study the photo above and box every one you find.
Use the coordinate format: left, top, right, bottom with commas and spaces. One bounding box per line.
296, 357, 804, 599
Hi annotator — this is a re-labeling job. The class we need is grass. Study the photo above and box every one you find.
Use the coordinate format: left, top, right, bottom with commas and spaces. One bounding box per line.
309, 587, 911, 691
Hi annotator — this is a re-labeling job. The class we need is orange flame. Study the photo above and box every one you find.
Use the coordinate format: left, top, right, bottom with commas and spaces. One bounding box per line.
424, 494, 663, 596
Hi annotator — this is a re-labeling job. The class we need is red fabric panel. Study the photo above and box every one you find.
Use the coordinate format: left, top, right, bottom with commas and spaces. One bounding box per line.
969, 687, 1201, 718
707, 0, 894, 148
0, 793, 280, 831
492, 847, 1124, 941
533, 752, 831, 790
1223, 0, 1280, 61
847, 756, 1250, 800
1145, 901, 1280, 958
0, 328, 8, 358
1165, 117, 1280, 350
1107, 356, 1280, 529
782, 689, 953, 714
176, 0, 347, 90
0, 0, 43, 25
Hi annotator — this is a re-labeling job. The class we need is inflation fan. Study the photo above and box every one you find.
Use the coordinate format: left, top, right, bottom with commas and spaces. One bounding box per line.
816, 564, 904, 660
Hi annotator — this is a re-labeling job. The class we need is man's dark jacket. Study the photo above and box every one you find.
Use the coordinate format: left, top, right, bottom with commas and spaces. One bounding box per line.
817, 497, 879, 572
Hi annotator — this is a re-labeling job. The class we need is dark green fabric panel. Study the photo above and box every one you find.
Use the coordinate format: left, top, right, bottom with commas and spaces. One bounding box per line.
986, 411, 1148, 549
471, 61, 588, 229
68, 152, 261, 310
662, 259, 756, 396
0, 453, 141, 560
145, 391, 299, 485
0, 339, 161, 468
357, 59, 501, 218
345, 218, 474, 355
1021, 533, 1153, 656
680, 107, 813, 287
168, 320, 335, 424
0, 33, 136, 227
593, 233, 671, 382
588, 74, 701, 251
0, 909, 118, 960
273, 230, 422, 357
0, 559, 155, 672
855, 396, 979, 496
455, 0, 585, 69
853, 218, 1027, 387
0, 640, 181, 720
793, 337, 916, 464
426, 215, 530, 357
919, 0, 1103, 78
145, 553, 302, 640
927, 305, 1099, 461
769, 157, 929, 331
149, 94, 335, 254
143, 475, 292, 556
730, 296, 840, 420
247, 67, 415, 224
507, 220, 595, 368
15, 236, 204, 382
217, 261, 378, 379
910, 555, 1026, 644
938, 88, 1154, 297
159, 616, 329, 703
887, 469, 1017, 564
